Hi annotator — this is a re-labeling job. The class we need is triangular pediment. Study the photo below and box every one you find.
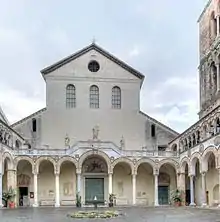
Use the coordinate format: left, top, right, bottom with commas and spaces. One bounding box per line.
41, 43, 145, 81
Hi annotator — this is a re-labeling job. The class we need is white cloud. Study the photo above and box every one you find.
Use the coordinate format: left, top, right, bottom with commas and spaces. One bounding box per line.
129, 45, 140, 57
0, 82, 45, 124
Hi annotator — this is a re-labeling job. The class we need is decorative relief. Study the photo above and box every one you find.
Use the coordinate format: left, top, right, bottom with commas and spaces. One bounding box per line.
17, 174, 30, 187
214, 136, 220, 146
82, 157, 107, 173
199, 144, 204, 153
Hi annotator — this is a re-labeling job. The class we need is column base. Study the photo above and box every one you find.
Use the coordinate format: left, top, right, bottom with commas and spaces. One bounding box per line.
0, 203, 4, 208
218, 204, 220, 208
55, 203, 60, 208
201, 203, 207, 207
154, 203, 159, 207
32, 203, 39, 207
189, 202, 196, 207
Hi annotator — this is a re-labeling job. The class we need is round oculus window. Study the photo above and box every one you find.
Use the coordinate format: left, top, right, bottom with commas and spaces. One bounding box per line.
88, 60, 100, 72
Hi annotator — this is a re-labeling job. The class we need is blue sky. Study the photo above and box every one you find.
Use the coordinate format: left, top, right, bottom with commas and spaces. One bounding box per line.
0, 0, 208, 132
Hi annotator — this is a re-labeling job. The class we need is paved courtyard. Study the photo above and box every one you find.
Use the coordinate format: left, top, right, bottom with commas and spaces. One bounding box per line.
1, 207, 220, 222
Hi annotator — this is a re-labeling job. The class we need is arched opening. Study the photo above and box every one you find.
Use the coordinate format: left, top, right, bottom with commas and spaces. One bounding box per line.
2, 156, 14, 207
136, 163, 154, 206
15, 140, 22, 149
59, 160, 76, 206
113, 161, 132, 205
192, 134, 196, 146
210, 11, 217, 39
188, 137, 192, 149
216, 118, 220, 134
81, 155, 108, 205
184, 163, 190, 206
211, 62, 217, 94
171, 144, 177, 152
158, 163, 177, 205
203, 152, 218, 206
196, 130, 200, 144
38, 160, 55, 206
17, 160, 32, 207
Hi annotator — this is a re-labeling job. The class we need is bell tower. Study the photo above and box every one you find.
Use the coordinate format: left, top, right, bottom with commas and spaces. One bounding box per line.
198, 0, 220, 118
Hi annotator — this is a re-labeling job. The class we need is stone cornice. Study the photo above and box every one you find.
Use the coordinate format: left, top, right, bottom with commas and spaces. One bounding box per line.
11, 108, 46, 128
197, 0, 212, 23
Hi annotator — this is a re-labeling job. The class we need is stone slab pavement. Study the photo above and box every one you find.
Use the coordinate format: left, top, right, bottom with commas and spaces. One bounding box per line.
1, 206, 220, 222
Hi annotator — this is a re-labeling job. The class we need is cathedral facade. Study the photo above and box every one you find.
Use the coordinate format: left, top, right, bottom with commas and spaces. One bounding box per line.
1, 0, 220, 208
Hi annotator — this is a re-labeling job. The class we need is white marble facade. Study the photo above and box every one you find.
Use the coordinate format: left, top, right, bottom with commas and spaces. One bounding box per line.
2, 1, 220, 206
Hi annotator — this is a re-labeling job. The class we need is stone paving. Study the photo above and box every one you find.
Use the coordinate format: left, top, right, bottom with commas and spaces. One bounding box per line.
1, 207, 220, 222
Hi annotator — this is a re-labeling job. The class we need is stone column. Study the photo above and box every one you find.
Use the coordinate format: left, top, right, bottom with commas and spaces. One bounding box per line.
201, 172, 207, 207
216, 62, 220, 92
55, 173, 60, 207
77, 173, 81, 194
189, 175, 196, 206
108, 173, 113, 194
33, 173, 38, 207
154, 173, 159, 206
218, 168, 220, 207
132, 174, 136, 205
217, 15, 220, 37
178, 173, 185, 205
0, 170, 2, 208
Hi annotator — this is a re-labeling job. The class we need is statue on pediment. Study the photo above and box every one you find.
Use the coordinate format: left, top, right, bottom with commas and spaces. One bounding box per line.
92, 125, 99, 140
65, 134, 70, 148
120, 136, 125, 149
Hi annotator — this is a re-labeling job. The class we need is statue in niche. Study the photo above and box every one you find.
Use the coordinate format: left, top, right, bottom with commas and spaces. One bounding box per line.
120, 136, 125, 149
92, 125, 99, 140
65, 134, 70, 148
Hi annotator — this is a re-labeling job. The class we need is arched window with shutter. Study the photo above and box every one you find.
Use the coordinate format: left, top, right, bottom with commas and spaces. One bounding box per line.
112, 86, 121, 109
66, 84, 76, 108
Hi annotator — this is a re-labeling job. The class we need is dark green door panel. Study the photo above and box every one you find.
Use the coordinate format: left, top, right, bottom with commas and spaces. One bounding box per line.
85, 178, 104, 204
158, 186, 169, 205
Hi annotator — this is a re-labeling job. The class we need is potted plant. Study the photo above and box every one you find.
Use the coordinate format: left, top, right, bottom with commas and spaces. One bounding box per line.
3, 186, 16, 208
170, 189, 184, 207
76, 192, 81, 208
108, 194, 115, 207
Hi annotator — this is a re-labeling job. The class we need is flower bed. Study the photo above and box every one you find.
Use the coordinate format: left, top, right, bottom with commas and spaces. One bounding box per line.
68, 210, 120, 219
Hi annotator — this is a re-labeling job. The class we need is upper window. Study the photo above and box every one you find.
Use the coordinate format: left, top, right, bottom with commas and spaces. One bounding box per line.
151, 124, 156, 137
32, 118, 37, 132
88, 60, 100, 72
90, 85, 99, 108
112, 86, 121, 109
66, 84, 76, 108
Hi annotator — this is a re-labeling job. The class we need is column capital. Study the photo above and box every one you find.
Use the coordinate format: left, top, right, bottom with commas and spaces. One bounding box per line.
188, 174, 195, 178
200, 171, 207, 175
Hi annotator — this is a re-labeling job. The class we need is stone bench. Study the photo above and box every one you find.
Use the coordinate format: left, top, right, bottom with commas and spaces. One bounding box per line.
40, 200, 55, 206
60, 200, 76, 206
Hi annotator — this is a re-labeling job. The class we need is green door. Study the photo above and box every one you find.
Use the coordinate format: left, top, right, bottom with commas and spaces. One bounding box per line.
85, 178, 104, 204
158, 186, 169, 205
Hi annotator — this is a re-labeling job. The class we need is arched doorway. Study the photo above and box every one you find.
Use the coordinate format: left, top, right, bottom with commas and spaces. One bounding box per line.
59, 160, 76, 206
16, 160, 32, 207
158, 163, 177, 205
81, 155, 108, 205
136, 162, 154, 206
113, 161, 132, 205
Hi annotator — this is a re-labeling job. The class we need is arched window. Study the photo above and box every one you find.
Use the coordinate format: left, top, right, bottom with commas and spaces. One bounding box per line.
210, 11, 217, 39
32, 118, 37, 132
112, 86, 121, 109
66, 84, 76, 108
90, 85, 99, 108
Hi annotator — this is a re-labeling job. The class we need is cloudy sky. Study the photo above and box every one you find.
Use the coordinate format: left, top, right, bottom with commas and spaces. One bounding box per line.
0, 0, 208, 133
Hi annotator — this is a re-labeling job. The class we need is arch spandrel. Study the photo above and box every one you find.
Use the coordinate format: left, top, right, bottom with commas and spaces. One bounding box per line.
158, 158, 179, 172
35, 156, 57, 174
14, 156, 34, 171
135, 158, 156, 171
112, 157, 134, 174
